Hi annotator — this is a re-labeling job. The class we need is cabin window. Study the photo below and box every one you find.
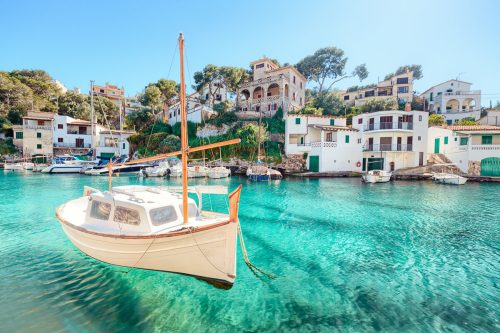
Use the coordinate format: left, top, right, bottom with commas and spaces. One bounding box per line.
114, 206, 141, 225
150, 206, 177, 226
178, 203, 199, 218
90, 201, 112, 220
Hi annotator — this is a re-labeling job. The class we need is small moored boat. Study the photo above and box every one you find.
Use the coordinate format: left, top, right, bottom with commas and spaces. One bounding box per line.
362, 170, 392, 183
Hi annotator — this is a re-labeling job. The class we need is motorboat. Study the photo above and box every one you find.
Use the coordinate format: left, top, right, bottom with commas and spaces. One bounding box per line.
207, 166, 231, 179
56, 33, 244, 287
435, 173, 468, 185
187, 165, 209, 178
246, 164, 270, 182
143, 161, 169, 177
3, 162, 24, 171
41, 155, 95, 174
84, 163, 151, 176
362, 170, 392, 183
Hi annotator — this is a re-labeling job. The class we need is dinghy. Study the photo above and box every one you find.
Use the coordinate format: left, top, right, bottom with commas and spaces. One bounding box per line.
362, 170, 392, 183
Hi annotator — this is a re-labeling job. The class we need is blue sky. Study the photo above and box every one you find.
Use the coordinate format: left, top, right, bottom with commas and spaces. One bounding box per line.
2, 0, 499, 105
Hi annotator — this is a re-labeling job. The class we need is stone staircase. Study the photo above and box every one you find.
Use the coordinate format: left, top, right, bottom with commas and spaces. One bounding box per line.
394, 153, 464, 176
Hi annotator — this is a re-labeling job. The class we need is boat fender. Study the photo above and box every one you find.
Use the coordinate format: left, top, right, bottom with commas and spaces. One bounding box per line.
356, 161, 361, 167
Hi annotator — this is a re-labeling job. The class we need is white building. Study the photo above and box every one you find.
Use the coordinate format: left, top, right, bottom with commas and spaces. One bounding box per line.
480, 109, 500, 126
95, 130, 135, 159
342, 71, 414, 107
352, 110, 429, 171
53, 115, 105, 154
427, 125, 500, 176
284, 114, 362, 172
420, 79, 481, 124
237, 58, 306, 118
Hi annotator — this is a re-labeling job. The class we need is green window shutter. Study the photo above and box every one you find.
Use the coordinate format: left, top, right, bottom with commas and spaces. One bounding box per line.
295, 117, 301, 124
300, 137, 304, 144
444, 136, 448, 144
345, 135, 350, 143
482, 135, 492, 145
460, 137, 468, 145
36, 144, 42, 149
330, 119, 335, 126
37, 132, 41, 138
16, 132, 23, 139
430, 92, 433, 101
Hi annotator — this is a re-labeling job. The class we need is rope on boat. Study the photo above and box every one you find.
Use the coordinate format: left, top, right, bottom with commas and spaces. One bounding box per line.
237, 225, 275, 280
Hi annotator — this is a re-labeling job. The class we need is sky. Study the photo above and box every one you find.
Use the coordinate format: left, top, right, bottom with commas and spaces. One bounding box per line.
1, 0, 500, 106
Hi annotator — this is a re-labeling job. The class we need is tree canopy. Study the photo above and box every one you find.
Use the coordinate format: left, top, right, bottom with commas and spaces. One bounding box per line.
428, 114, 445, 126
193, 65, 249, 105
296, 47, 368, 93
384, 65, 423, 80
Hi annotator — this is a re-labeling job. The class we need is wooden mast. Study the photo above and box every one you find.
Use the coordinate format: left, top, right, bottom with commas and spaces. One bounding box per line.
179, 33, 189, 224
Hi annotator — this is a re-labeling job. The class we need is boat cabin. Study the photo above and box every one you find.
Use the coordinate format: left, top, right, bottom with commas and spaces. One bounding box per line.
84, 187, 203, 235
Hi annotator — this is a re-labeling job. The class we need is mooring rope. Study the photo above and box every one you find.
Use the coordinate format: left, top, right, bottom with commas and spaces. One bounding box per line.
237, 225, 275, 280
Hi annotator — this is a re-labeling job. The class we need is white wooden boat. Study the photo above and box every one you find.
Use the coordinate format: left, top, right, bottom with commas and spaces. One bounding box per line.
22, 162, 34, 170
362, 170, 392, 183
207, 166, 231, 179
187, 165, 209, 178
3, 162, 24, 171
33, 163, 49, 172
436, 173, 468, 185
56, 34, 244, 287
57, 185, 241, 287
168, 164, 182, 177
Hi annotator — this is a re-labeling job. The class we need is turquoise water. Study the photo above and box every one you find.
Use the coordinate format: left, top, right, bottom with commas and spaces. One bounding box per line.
0, 171, 498, 332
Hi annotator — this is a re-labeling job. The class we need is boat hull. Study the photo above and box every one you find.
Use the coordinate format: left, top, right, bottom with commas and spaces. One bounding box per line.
362, 174, 391, 183
248, 174, 270, 182
42, 164, 83, 173
59, 217, 238, 286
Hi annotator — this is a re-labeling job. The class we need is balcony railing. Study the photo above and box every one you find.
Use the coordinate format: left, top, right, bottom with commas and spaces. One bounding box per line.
67, 130, 89, 135
364, 144, 413, 152
471, 145, 500, 151
310, 141, 338, 148
54, 143, 91, 148
25, 125, 51, 130
442, 90, 481, 96
363, 122, 413, 131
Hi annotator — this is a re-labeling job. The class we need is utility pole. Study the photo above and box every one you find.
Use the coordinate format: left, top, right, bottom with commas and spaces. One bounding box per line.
90, 80, 95, 158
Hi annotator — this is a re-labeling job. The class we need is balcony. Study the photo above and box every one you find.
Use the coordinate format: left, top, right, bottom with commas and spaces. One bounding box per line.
54, 143, 91, 148
67, 130, 89, 135
310, 141, 338, 148
25, 125, 52, 130
471, 145, 500, 151
442, 90, 481, 97
364, 144, 413, 152
363, 122, 413, 131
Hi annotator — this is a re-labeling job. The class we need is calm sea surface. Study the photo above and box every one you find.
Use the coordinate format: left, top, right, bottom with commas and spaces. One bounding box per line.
0, 171, 498, 332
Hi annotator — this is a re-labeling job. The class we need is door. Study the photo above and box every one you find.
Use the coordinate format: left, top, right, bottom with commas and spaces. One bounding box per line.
419, 152, 424, 166
397, 137, 402, 151
367, 158, 384, 171
481, 157, 500, 176
75, 138, 84, 148
434, 138, 440, 154
309, 156, 319, 172
369, 118, 375, 130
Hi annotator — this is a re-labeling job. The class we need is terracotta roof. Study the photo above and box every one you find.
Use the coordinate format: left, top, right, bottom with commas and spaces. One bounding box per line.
309, 125, 358, 132
443, 125, 500, 131
290, 114, 345, 119
100, 130, 136, 135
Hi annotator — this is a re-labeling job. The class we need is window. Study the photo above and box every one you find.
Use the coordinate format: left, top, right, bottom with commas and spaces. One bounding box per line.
397, 86, 409, 94
37, 120, 44, 126
58, 124, 63, 129
122, 143, 126, 149
482, 135, 493, 145
364, 90, 375, 97
419, 115, 422, 121
345, 135, 350, 143
418, 136, 421, 141
58, 138, 63, 143
36, 144, 42, 149
90, 200, 111, 220
178, 203, 199, 218
293, 76, 296, 84
15, 132, 23, 139
300, 82, 303, 89
330, 119, 335, 126
150, 206, 178, 226
326, 132, 332, 142
292, 92, 296, 101
255, 63, 264, 69
430, 92, 433, 102
357, 138, 361, 144
295, 117, 301, 125
344, 95, 350, 101
36, 132, 41, 138
114, 206, 141, 225
444, 137, 448, 145
397, 77, 409, 84
358, 118, 362, 124
460, 137, 469, 146
268, 104, 271, 111
300, 97, 303, 106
